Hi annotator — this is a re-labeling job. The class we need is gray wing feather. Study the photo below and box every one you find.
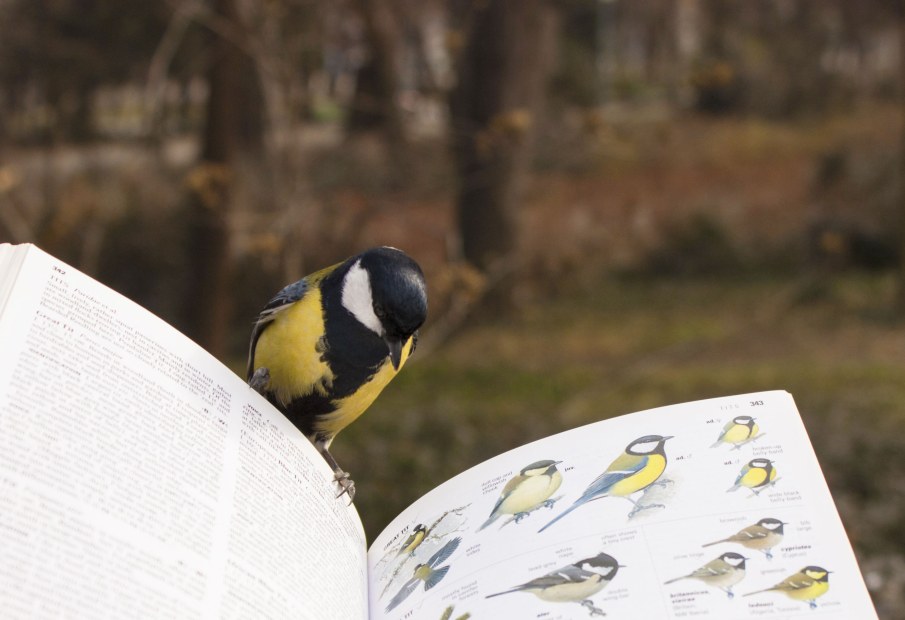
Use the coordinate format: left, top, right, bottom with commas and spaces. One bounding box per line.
246, 278, 309, 381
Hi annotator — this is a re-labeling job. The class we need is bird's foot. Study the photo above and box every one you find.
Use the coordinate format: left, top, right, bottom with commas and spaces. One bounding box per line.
513, 511, 530, 524
628, 502, 664, 519
725, 589, 735, 599
248, 367, 270, 394
652, 478, 673, 489
334, 469, 356, 502
580, 599, 606, 617
542, 497, 560, 509
808, 600, 817, 610
763, 549, 774, 560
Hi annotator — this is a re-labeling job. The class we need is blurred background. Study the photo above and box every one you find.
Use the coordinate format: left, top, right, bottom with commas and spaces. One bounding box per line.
1, 0, 903, 615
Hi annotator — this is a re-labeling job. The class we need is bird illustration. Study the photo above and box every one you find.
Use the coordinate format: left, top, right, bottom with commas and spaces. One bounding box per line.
478, 460, 563, 531
385, 537, 462, 612
486, 552, 621, 617
664, 551, 748, 598
703, 517, 785, 559
744, 565, 831, 609
711, 415, 760, 449
247, 247, 427, 500
396, 524, 429, 557
727, 458, 778, 496
539, 434, 673, 532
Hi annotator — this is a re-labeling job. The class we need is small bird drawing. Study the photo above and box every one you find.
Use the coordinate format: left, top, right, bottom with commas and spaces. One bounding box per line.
539, 434, 673, 532
396, 524, 429, 557
485, 552, 621, 617
727, 458, 778, 496
478, 460, 563, 531
664, 551, 748, 598
744, 565, 831, 609
385, 537, 462, 612
711, 415, 761, 449
703, 517, 786, 559
247, 247, 427, 499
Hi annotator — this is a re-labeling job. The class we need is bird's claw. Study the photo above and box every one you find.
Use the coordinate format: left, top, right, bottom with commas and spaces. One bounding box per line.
249, 367, 271, 394
580, 599, 606, 616
513, 512, 529, 524
334, 470, 356, 503
542, 497, 559, 509
628, 502, 664, 518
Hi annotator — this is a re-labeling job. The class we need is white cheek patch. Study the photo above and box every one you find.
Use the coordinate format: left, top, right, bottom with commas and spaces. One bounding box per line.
341, 260, 383, 335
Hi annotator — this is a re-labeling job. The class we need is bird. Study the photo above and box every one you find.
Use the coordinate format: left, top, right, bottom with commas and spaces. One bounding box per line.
703, 517, 785, 559
485, 552, 621, 616
538, 434, 673, 532
727, 458, 778, 496
664, 551, 748, 598
744, 565, 831, 609
396, 523, 429, 557
711, 415, 760, 449
247, 247, 427, 500
385, 537, 462, 612
477, 460, 563, 531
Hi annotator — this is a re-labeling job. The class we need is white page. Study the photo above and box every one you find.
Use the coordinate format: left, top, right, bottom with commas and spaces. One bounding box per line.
0, 244, 367, 620
368, 391, 877, 620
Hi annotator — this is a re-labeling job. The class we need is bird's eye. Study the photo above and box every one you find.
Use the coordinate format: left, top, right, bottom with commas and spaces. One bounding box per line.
374, 304, 387, 320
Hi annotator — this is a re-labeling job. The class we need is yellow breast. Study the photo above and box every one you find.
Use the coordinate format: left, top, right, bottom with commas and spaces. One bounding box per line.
610, 454, 666, 497
315, 335, 415, 438
254, 287, 334, 407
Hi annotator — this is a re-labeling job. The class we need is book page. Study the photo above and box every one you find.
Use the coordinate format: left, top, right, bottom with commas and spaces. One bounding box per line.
368, 390, 877, 620
0, 244, 367, 620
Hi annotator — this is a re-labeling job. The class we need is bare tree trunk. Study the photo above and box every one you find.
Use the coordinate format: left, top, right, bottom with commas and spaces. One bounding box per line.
896, 8, 905, 316
348, 0, 406, 145
448, 0, 559, 273
184, 0, 261, 357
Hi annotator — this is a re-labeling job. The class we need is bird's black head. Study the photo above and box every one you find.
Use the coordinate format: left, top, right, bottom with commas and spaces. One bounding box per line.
748, 458, 772, 470
520, 459, 561, 476
734, 415, 755, 425
578, 552, 621, 578
626, 434, 673, 455
758, 517, 785, 533
341, 247, 428, 368
720, 552, 748, 568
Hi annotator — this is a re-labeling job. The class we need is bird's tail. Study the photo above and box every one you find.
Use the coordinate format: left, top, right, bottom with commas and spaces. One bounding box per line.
702, 538, 726, 548
485, 586, 522, 599
538, 500, 583, 533
743, 587, 771, 597
663, 575, 686, 585
726, 484, 740, 493
477, 514, 498, 532
710, 439, 722, 448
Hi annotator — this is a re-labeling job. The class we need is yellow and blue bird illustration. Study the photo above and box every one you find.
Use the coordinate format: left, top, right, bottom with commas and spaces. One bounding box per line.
478, 460, 563, 531
539, 435, 673, 532
385, 537, 462, 612
744, 565, 831, 609
486, 552, 621, 617
664, 551, 748, 598
703, 517, 785, 559
247, 247, 427, 499
711, 415, 760, 449
727, 458, 778, 496
396, 523, 429, 557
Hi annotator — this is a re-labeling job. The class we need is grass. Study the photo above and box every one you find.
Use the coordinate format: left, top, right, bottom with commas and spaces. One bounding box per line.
334, 270, 905, 616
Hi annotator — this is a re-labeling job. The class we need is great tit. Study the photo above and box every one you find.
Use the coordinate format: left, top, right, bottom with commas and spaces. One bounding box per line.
744, 565, 831, 609
478, 460, 563, 531
703, 517, 785, 559
664, 551, 748, 598
247, 247, 427, 499
711, 415, 760, 449
727, 458, 777, 496
539, 434, 673, 532
485, 552, 621, 617
385, 537, 462, 612
396, 523, 429, 557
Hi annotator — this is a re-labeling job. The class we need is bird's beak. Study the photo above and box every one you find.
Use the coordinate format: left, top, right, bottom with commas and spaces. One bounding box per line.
385, 337, 404, 370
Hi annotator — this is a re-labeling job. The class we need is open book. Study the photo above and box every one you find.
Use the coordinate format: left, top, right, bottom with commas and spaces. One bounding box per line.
0, 243, 877, 620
